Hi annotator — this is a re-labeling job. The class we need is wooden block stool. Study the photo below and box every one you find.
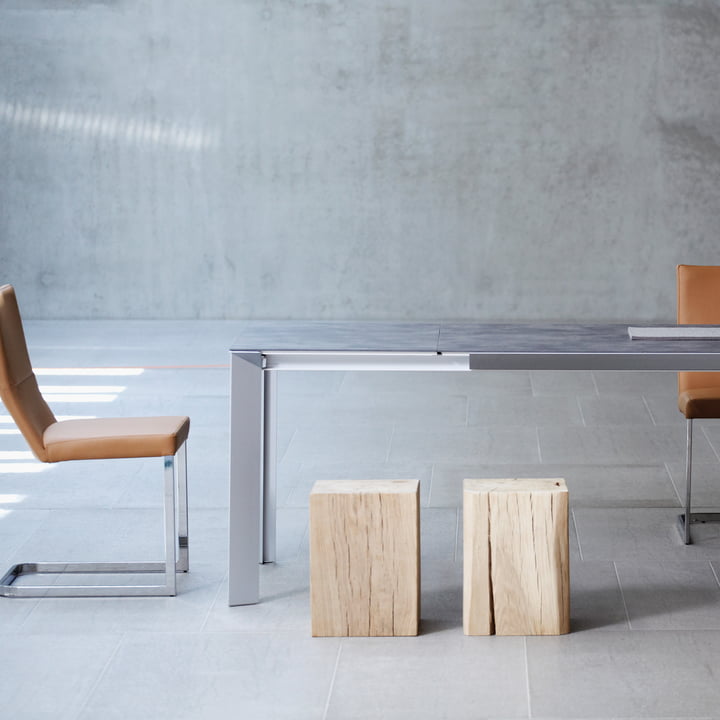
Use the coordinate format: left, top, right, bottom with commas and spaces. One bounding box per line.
310, 479, 420, 637
463, 478, 569, 636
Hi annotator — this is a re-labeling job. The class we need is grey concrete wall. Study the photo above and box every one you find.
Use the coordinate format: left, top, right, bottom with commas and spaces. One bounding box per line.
1, 0, 719, 320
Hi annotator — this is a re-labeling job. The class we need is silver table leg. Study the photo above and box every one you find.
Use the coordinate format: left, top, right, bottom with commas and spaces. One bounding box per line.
229, 353, 264, 605
263, 369, 278, 564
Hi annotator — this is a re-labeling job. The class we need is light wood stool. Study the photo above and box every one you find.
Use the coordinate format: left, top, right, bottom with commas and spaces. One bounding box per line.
463, 478, 569, 636
310, 479, 420, 637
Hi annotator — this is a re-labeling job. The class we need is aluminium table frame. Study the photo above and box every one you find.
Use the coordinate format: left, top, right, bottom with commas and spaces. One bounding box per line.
229, 323, 720, 606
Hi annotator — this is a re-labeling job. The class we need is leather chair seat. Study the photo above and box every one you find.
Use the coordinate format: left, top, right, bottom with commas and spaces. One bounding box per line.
43, 416, 190, 462
678, 389, 720, 420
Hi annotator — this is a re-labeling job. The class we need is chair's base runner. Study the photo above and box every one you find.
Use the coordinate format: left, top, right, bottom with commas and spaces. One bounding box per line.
677, 513, 720, 545
0, 557, 188, 598
0, 447, 189, 599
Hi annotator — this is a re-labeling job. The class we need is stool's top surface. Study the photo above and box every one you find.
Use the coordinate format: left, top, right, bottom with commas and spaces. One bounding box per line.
310, 479, 420, 495
464, 478, 567, 493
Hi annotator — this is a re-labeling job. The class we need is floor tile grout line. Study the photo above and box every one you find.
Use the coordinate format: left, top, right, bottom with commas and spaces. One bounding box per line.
523, 635, 532, 718
16, 596, 43, 631
322, 642, 343, 720
535, 426, 543, 464
709, 560, 720, 589
453, 505, 461, 564
385, 423, 396, 463
576, 395, 586, 427
72, 631, 125, 720
701, 424, 720, 463
613, 561, 633, 630
199, 568, 230, 633
664, 461, 684, 507
427, 464, 435, 508
571, 508, 584, 562
642, 395, 658, 426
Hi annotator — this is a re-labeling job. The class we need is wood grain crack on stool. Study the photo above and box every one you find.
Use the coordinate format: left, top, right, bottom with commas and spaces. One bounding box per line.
463, 478, 570, 636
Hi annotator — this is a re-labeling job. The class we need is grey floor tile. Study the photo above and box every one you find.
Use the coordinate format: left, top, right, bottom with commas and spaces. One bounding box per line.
530, 370, 597, 396
0, 459, 145, 510
282, 424, 394, 465
0, 633, 122, 720
390, 427, 540, 464
468, 395, 583, 427
616, 561, 720, 630
8, 506, 230, 571
0, 508, 52, 564
698, 422, 720, 464
340, 370, 532, 396
420, 560, 463, 633
275, 507, 311, 563
420, 507, 459, 562
325, 633, 529, 720
204, 563, 311, 633
527, 631, 720, 718
573, 508, 720, 561
592, 370, 677, 395
578, 395, 654, 426
665, 460, 720, 509
0, 594, 40, 632
539, 425, 718, 465
17, 566, 224, 635
644, 393, 686, 426
279, 370, 346, 396
281, 391, 468, 429
11, 508, 177, 563
566, 465, 680, 508
429, 463, 679, 509
78, 631, 340, 720
283, 462, 433, 508
569, 561, 629, 632
113, 438, 229, 510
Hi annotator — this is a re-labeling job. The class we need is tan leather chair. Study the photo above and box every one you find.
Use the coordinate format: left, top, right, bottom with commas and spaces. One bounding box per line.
677, 265, 720, 544
0, 284, 189, 596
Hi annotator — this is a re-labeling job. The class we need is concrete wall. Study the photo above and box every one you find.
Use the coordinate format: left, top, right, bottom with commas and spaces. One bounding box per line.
1, 0, 719, 320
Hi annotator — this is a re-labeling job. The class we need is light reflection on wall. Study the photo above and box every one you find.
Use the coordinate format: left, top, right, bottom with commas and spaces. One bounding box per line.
0, 100, 220, 151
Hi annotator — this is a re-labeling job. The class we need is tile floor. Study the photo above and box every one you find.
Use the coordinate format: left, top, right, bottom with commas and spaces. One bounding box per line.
2, 321, 720, 719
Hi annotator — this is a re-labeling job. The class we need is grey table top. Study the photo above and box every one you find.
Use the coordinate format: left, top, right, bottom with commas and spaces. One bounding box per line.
230, 321, 720, 356
230, 321, 442, 353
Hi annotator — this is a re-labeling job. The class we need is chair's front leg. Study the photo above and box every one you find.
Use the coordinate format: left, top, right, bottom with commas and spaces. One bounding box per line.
163, 454, 177, 595
683, 418, 693, 545
176, 440, 189, 572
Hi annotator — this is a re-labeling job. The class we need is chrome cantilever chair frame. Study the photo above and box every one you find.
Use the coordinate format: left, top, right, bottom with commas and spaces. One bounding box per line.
681, 417, 694, 544
0, 442, 189, 597
678, 418, 720, 545
676, 264, 720, 545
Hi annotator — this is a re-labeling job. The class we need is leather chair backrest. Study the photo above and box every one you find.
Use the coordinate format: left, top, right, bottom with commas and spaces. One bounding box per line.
677, 265, 720, 395
0, 285, 56, 461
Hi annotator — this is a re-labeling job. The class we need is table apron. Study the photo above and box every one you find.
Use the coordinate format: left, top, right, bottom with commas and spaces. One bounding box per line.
469, 353, 720, 371
261, 352, 470, 371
